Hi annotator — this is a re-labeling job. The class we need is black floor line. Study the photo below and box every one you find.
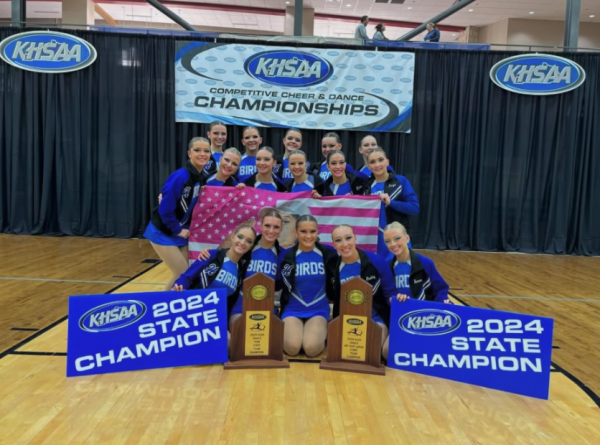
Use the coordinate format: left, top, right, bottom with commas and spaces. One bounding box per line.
9, 351, 67, 357
0, 261, 162, 361
10, 327, 39, 332
448, 291, 600, 408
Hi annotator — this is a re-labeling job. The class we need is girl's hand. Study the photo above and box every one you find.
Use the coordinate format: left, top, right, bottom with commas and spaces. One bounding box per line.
158, 193, 163, 204
236, 183, 246, 190
443, 298, 451, 304
172, 284, 184, 291
311, 190, 322, 199
178, 229, 190, 239
198, 248, 211, 260
380, 193, 391, 206
396, 293, 410, 302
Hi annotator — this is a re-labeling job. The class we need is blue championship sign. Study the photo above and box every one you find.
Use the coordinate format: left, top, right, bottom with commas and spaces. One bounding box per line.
67, 290, 228, 377
388, 300, 554, 399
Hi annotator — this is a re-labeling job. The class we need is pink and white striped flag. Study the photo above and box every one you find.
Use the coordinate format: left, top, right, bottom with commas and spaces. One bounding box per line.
188, 186, 381, 260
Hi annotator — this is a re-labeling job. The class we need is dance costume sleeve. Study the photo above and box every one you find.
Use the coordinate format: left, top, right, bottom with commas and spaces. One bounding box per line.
158, 169, 190, 235
387, 175, 420, 216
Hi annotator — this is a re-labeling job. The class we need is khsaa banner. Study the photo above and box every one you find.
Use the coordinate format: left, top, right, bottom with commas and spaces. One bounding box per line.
67, 289, 228, 377
387, 300, 554, 399
175, 42, 415, 132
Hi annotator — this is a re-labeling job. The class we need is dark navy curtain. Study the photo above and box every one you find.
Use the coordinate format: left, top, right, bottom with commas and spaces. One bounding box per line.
1, 28, 599, 254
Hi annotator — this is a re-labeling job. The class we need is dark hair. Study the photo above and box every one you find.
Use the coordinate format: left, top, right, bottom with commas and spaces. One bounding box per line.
323, 132, 342, 144
243, 126, 260, 137
285, 128, 302, 139
288, 150, 307, 160
376, 23, 384, 32
428, 22, 436, 28
257, 146, 275, 156
188, 137, 210, 150
361, 15, 369, 23
360, 134, 378, 146
367, 147, 387, 161
261, 210, 283, 222
209, 120, 227, 131
295, 214, 318, 230
326, 150, 346, 164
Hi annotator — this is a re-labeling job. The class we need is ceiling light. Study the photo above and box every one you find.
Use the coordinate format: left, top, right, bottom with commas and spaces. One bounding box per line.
452, 33, 456, 36
529, 11, 534, 15
591, 15, 596, 18
407, 7, 412, 9
346, 3, 352, 6
468, 9, 473, 12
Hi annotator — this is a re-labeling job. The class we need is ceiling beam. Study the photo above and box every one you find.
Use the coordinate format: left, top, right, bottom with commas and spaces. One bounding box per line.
94, 3, 118, 26
94, 0, 466, 32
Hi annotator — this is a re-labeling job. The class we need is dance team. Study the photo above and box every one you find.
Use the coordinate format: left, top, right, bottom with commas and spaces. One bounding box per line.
145, 122, 450, 360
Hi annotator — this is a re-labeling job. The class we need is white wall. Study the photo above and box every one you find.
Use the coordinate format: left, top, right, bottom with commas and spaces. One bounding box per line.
478, 19, 509, 46
479, 18, 600, 49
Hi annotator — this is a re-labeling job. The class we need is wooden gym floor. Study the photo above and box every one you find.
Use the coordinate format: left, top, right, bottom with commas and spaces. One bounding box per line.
1, 234, 600, 444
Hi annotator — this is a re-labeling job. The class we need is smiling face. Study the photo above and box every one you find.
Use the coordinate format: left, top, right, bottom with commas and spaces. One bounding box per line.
231, 227, 256, 256
219, 152, 241, 177
283, 130, 302, 153
207, 125, 227, 150
359, 136, 378, 161
242, 129, 262, 155
367, 151, 389, 177
321, 137, 341, 159
188, 140, 212, 171
384, 227, 409, 258
288, 153, 307, 179
331, 226, 358, 262
296, 220, 318, 252
327, 153, 347, 179
256, 149, 275, 175
260, 216, 283, 244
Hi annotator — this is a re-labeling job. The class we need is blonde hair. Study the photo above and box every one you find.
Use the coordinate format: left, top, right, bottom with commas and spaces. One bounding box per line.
383, 221, 407, 236
223, 147, 242, 158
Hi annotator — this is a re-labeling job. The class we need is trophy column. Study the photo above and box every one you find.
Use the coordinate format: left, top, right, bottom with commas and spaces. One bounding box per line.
320, 277, 385, 375
225, 272, 289, 369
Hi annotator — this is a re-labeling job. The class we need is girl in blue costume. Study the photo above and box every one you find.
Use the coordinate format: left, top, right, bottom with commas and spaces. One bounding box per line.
145, 137, 211, 290
203, 120, 228, 176
238, 126, 263, 182
274, 128, 311, 181
355, 135, 379, 180
280, 215, 337, 357
196, 210, 285, 329
205, 147, 242, 187
326, 224, 397, 359
320, 150, 366, 197
284, 150, 323, 197
381, 221, 450, 359
312, 132, 356, 181
172, 225, 257, 323
243, 147, 287, 192
365, 148, 419, 256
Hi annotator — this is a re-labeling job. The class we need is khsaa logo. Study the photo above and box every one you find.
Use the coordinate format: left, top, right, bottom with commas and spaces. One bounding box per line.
490, 54, 585, 95
399, 309, 460, 336
0, 31, 97, 74
79, 300, 146, 333
244, 50, 333, 87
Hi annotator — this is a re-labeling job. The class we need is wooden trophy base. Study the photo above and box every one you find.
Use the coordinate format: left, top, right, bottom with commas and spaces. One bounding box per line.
320, 358, 385, 376
224, 357, 290, 370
